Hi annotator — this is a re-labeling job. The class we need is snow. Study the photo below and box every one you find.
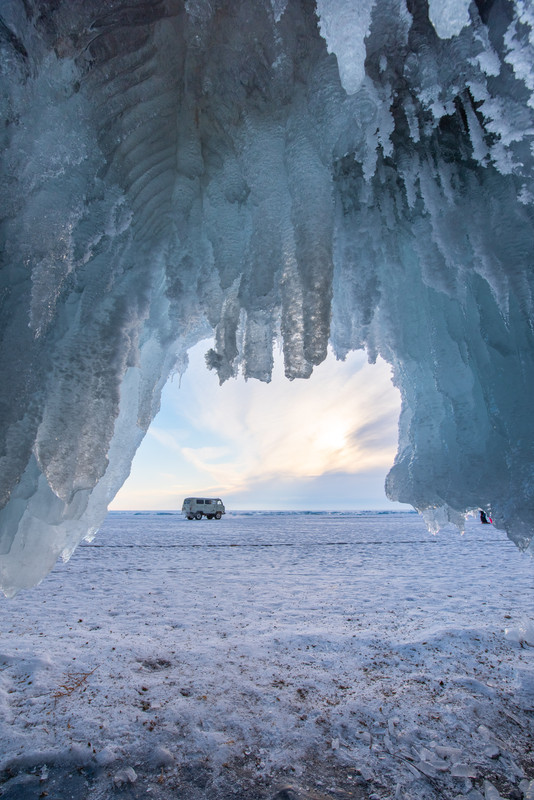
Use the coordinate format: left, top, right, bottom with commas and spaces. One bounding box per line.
1, 1, 534, 593
1, 511, 533, 799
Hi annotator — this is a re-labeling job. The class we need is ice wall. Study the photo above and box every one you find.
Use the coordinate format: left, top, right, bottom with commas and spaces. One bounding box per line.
1, 0, 533, 594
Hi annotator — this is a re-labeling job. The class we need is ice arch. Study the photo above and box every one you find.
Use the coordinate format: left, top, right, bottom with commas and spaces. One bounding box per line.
1, 0, 533, 595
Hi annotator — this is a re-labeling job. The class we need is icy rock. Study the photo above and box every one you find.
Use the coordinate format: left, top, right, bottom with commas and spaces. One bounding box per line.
519, 779, 534, 800
484, 745, 501, 760
112, 767, 137, 787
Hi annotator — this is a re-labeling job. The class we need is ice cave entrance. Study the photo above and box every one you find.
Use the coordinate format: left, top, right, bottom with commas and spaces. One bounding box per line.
2, 0, 534, 595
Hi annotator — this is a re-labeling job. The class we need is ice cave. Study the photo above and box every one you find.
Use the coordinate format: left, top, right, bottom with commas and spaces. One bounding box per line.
1, 0, 533, 595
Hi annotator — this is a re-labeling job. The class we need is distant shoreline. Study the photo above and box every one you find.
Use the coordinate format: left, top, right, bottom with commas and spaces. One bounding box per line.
108, 508, 418, 515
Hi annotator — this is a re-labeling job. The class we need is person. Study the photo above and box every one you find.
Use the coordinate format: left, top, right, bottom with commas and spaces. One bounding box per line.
480, 510, 490, 524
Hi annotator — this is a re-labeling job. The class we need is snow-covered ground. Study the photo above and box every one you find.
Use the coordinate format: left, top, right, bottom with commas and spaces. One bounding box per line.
0, 511, 533, 800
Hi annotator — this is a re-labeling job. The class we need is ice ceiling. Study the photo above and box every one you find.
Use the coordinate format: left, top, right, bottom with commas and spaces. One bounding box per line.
1, 0, 533, 595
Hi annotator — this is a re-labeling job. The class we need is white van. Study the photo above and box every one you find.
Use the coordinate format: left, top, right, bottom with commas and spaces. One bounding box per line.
182, 497, 225, 520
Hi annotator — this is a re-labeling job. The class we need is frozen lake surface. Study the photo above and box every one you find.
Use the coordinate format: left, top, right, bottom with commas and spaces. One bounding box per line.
1, 511, 533, 800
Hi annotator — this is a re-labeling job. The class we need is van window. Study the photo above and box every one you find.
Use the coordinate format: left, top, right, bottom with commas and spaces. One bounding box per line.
205, 499, 212, 505
197, 499, 204, 504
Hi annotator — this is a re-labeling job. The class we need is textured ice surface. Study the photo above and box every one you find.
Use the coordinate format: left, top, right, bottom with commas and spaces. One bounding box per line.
1, 0, 534, 594
1, 512, 533, 799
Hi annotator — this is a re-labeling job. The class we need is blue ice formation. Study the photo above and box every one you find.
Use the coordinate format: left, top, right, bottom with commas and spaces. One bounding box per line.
1, 0, 533, 594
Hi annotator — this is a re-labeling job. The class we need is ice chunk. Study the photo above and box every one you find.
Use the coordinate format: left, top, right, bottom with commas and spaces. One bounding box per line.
434, 745, 463, 761
112, 767, 137, 787
505, 621, 534, 647
452, 763, 478, 778
483, 780, 504, 800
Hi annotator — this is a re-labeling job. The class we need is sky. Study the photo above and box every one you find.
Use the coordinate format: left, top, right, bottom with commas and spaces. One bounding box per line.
111, 339, 408, 511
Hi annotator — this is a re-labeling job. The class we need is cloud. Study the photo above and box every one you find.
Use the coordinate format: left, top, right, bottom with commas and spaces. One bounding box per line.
111, 340, 403, 509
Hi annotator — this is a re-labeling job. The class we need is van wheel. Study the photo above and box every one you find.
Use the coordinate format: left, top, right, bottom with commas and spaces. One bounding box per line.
195, 512, 202, 520
215, 511, 222, 520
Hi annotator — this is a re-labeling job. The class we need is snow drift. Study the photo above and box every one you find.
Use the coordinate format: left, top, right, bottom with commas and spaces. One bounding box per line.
1, 0, 533, 595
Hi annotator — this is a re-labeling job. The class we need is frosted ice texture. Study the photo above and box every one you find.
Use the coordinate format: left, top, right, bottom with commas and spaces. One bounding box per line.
427, 0, 471, 39
0, 0, 533, 594
316, 0, 376, 93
